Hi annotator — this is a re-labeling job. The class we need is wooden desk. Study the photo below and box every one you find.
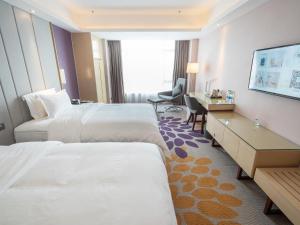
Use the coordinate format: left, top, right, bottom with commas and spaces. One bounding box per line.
207, 111, 300, 178
189, 92, 235, 111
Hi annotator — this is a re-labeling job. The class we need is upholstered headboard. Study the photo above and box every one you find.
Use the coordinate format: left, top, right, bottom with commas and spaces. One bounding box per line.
0, 1, 61, 145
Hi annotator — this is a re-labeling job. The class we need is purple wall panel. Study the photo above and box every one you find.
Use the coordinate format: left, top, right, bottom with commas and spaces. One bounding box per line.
52, 25, 79, 99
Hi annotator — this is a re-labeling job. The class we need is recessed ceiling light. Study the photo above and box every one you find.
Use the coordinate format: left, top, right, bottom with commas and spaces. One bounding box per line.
31, 9, 35, 14
217, 23, 220, 27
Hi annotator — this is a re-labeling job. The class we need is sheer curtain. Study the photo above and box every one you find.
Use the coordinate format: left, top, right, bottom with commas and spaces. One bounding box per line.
121, 40, 175, 103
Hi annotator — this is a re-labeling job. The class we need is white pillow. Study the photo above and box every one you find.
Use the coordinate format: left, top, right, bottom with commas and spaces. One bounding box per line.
39, 90, 71, 118
22, 89, 56, 119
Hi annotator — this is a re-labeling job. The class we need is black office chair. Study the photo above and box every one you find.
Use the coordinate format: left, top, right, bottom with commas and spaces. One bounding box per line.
158, 78, 186, 111
184, 94, 208, 132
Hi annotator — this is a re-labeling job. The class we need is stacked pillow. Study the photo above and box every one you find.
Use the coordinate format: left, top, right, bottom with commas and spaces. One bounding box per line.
22, 89, 71, 119
39, 90, 71, 118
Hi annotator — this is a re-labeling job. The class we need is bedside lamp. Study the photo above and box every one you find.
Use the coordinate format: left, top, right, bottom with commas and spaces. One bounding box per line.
186, 62, 199, 93
59, 69, 67, 88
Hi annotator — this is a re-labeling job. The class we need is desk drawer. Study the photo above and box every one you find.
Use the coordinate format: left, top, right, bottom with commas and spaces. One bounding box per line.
237, 140, 256, 177
214, 120, 225, 144
207, 114, 225, 144
206, 113, 215, 135
222, 129, 240, 160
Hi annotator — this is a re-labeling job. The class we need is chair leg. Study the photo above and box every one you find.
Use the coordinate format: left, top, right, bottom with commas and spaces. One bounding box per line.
192, 114, 197, 131
165, 105, 183, 112
201, 113, 206, 134
186, 113, 192, 124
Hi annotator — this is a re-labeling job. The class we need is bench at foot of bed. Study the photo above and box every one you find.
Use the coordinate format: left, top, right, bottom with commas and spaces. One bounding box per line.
254, 167, 300, 225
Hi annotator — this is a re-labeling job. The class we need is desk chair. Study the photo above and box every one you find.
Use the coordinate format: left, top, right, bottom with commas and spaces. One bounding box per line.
184, 94, 207, 132
158, 78, 186, 112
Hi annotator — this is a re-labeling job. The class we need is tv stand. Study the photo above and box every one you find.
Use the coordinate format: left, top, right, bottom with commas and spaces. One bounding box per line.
207, 111, 300, 178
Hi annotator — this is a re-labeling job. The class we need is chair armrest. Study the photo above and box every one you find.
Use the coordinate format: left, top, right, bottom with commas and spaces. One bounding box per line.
173, 93, 183, 98
158, 91, 172, 97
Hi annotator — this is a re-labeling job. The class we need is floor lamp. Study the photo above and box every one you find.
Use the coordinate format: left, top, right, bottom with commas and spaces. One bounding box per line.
186, 62, 199, 93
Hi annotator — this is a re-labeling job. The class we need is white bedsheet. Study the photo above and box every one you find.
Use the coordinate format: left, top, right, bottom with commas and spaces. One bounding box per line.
48, 103, 169, 158
0, 142, 176, 225
0, 142, 61, 194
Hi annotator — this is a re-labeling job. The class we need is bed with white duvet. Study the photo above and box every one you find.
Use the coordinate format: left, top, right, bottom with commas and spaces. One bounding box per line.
0, 142, 176, 225
15, 89, 169, 157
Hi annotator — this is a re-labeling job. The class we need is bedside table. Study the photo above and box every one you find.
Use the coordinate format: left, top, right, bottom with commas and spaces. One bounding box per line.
71, 99, 95, 105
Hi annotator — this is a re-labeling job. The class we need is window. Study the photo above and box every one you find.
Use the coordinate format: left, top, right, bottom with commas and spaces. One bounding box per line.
121, 40, 175, 95
92, 39, 100, 59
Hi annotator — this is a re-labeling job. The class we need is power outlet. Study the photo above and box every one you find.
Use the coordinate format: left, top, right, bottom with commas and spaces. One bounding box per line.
0, 123, 5, 131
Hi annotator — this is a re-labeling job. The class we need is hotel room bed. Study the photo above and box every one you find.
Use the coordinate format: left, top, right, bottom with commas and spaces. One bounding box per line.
0, 141, 176, 225
14, 117, 53, 142
15, 103, 169, 158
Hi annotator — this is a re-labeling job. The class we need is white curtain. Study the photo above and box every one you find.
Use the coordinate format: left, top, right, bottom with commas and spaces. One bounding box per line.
121, 40, 175, 103
124, 93, 156, 103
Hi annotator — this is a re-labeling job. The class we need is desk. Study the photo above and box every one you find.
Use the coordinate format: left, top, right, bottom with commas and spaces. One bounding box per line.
189, 92, 235, 111
207, 111, 300, 178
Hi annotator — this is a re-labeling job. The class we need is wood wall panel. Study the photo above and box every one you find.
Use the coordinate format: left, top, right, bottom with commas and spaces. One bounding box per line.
0, 32, 24, 127
0, 84, 14, 145
72, 33, 98, 102
14, 8, 46, 92
32, 16, 61, 91
0, 1, 32, 96
0, 0, 62, 145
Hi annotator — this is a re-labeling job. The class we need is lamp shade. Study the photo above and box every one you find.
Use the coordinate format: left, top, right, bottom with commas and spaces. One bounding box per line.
186, 62, 199, 74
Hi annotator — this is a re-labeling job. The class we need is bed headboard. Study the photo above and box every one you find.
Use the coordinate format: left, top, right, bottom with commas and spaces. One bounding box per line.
0, 1, 61, 145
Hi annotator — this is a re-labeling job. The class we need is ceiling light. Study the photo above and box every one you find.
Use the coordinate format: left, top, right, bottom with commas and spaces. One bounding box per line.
217, 23, 220, 27
30, 9, 35, 14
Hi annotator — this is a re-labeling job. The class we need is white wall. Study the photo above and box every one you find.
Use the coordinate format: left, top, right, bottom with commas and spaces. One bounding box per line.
196, 0, 300, 145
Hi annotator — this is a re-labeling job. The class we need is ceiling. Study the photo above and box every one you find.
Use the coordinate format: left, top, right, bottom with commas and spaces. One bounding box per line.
92, 31, 204, 40
4, 0, 270, 36
65, 0, 211, 9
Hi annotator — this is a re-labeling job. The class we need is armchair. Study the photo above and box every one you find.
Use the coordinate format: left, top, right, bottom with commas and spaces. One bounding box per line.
157, 78, 186, 112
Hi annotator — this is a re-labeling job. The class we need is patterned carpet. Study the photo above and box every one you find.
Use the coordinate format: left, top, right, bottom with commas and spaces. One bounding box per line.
158, 110, 292, 225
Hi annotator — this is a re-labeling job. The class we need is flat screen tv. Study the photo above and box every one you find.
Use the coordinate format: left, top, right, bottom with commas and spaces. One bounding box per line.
249, 44, 300, 100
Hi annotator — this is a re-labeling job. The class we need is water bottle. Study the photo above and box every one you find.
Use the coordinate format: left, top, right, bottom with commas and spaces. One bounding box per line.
226, 90, 234, 103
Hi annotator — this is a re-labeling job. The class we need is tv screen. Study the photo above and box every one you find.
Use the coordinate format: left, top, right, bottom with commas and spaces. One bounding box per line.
249, 44, 300, 100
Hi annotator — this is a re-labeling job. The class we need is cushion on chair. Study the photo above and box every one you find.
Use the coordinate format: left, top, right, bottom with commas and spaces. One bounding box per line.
172, 83, 182, 97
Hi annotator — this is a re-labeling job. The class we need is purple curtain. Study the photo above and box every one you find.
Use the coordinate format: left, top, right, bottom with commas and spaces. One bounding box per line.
172, 40, 190, 104
173, 40, 190, 87
107, 41, 125, 103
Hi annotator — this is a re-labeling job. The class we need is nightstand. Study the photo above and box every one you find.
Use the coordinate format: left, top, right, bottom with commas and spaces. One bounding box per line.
71, 99, 95, 105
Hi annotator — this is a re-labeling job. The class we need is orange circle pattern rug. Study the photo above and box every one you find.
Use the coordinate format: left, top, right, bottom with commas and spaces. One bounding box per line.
159, 116, 291, 225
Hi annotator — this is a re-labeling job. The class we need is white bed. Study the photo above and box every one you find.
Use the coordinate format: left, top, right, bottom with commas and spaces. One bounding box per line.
0, 142, 176, 225
15, 103, 169, 158
14, 117, 53, 142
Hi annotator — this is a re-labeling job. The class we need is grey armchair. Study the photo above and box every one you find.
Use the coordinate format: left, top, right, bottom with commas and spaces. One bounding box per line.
158, 78, 186, 111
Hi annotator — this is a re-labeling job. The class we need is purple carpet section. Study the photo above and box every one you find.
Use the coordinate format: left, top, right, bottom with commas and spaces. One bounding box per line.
159, 116, 210, 158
